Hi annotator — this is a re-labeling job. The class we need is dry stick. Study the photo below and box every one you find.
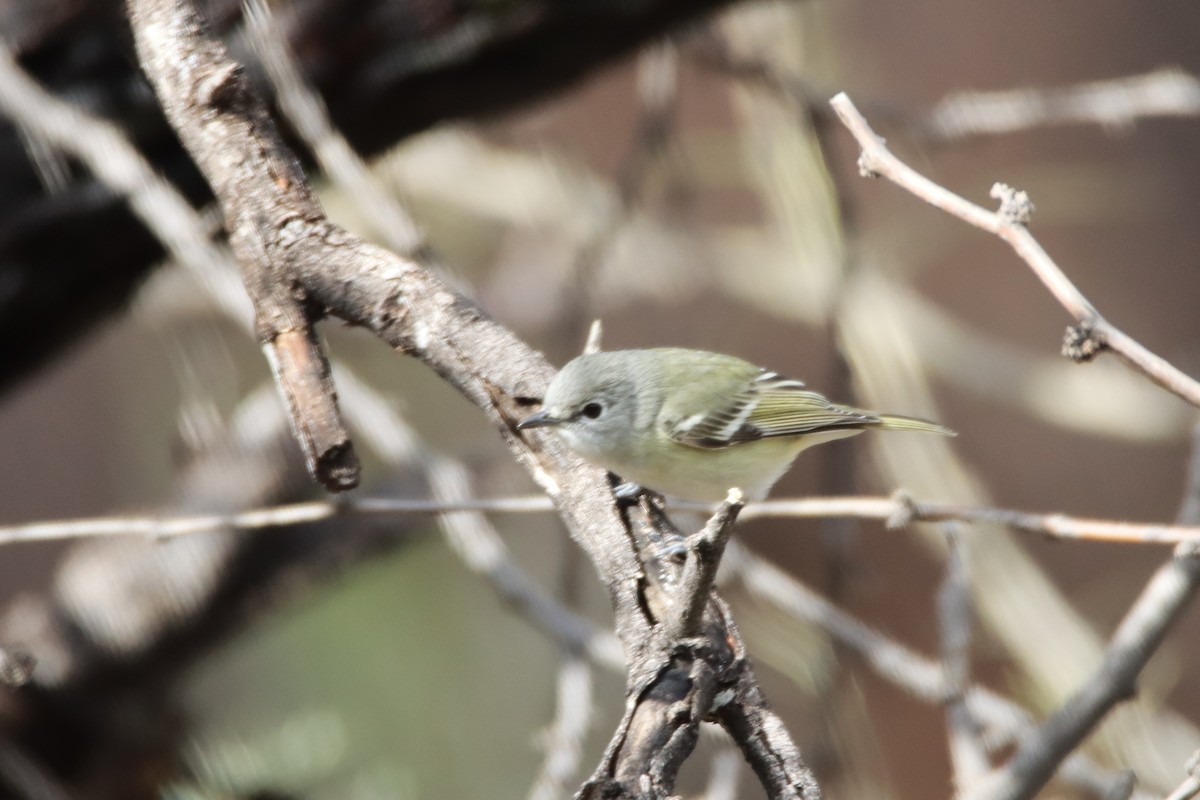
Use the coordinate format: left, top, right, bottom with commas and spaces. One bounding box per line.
692, 33, 1200, 146
132, 4, 358, 491
938, 526, 991, 794
127, 4, 816, 795
921, 69, 1200, 142
669, 489, 745, 640
829, 92, 1200, 410
965, 431, 1200, 800
1166, 775, 1200, 800
722, 542, 1153, 800
578, 496, 820, 800
0, 42, 249, 319
0, 29, 353, 490
1163, 752, 1200, 800
0, 40, 604, 790
965, 542, 1200, 800
7, 491, 1200, 546
741, 494, 1200, 545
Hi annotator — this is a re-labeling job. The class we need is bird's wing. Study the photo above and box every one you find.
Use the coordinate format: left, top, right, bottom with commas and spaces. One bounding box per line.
666, 370, 879, 450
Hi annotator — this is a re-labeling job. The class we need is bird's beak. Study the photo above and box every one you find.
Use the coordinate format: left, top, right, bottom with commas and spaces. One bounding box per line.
517, 409, 561, 430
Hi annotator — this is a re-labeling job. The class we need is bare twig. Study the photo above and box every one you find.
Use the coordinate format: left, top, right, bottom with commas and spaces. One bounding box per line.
723, 542, 1153, 800
829, 91, 1200, 409
1164, 752, 1200, 800
1165, 775, 1200, 800
715, 660, 823, 800
0, 40, 249, 319
966, 542, 1200, 800
8, 490, 1200, 547
584, 320, 605, 355
938, 526, 990, 794
0, 12, 354, 490
0, 496, 549, 545
698, 43, 1200, 146
740, 493, 1200, 545
921, 69, 1200, 142
130, 0, 364, 491
669, 489, 745, 640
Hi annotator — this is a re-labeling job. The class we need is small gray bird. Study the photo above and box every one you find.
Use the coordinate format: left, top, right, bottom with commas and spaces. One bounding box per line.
518, 348, 954, 502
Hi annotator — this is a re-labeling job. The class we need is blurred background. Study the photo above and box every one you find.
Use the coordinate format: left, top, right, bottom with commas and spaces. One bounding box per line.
1, 0, 1199, 798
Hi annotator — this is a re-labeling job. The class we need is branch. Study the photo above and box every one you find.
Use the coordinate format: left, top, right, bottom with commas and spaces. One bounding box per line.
125, 2, 817, 797
722, 542, 1153, 800
125, 0, 631, 574
242, 0, 424, 257
668, 489, 744, 640
920, 69, 1200, 142
9, 491, 1200, 547
966, 543, 1200, 800
829, 91, 1200, 409
938, 526, 990, 793
739, 493, 1200, 545
332, 367, 624, 670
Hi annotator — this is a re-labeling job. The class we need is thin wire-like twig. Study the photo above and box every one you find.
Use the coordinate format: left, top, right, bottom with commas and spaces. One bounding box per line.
1165, 775, 1200, 800
829, 92, 1200, 409
6, 491, 1200, 547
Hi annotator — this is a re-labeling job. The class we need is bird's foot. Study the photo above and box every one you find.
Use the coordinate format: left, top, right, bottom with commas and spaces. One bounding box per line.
612, 481, 644, 507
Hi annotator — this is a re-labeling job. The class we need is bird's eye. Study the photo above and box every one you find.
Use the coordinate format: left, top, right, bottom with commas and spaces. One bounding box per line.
581, 402, 603, 419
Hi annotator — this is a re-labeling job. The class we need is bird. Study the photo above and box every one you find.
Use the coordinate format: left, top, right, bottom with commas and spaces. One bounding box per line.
517, 348, 954, 502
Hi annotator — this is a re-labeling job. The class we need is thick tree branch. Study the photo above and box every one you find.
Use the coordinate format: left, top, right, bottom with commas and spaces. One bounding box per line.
124, 1, 817, 796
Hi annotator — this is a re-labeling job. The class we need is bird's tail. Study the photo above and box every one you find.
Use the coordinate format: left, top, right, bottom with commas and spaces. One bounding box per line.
876, 413, 956, 437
